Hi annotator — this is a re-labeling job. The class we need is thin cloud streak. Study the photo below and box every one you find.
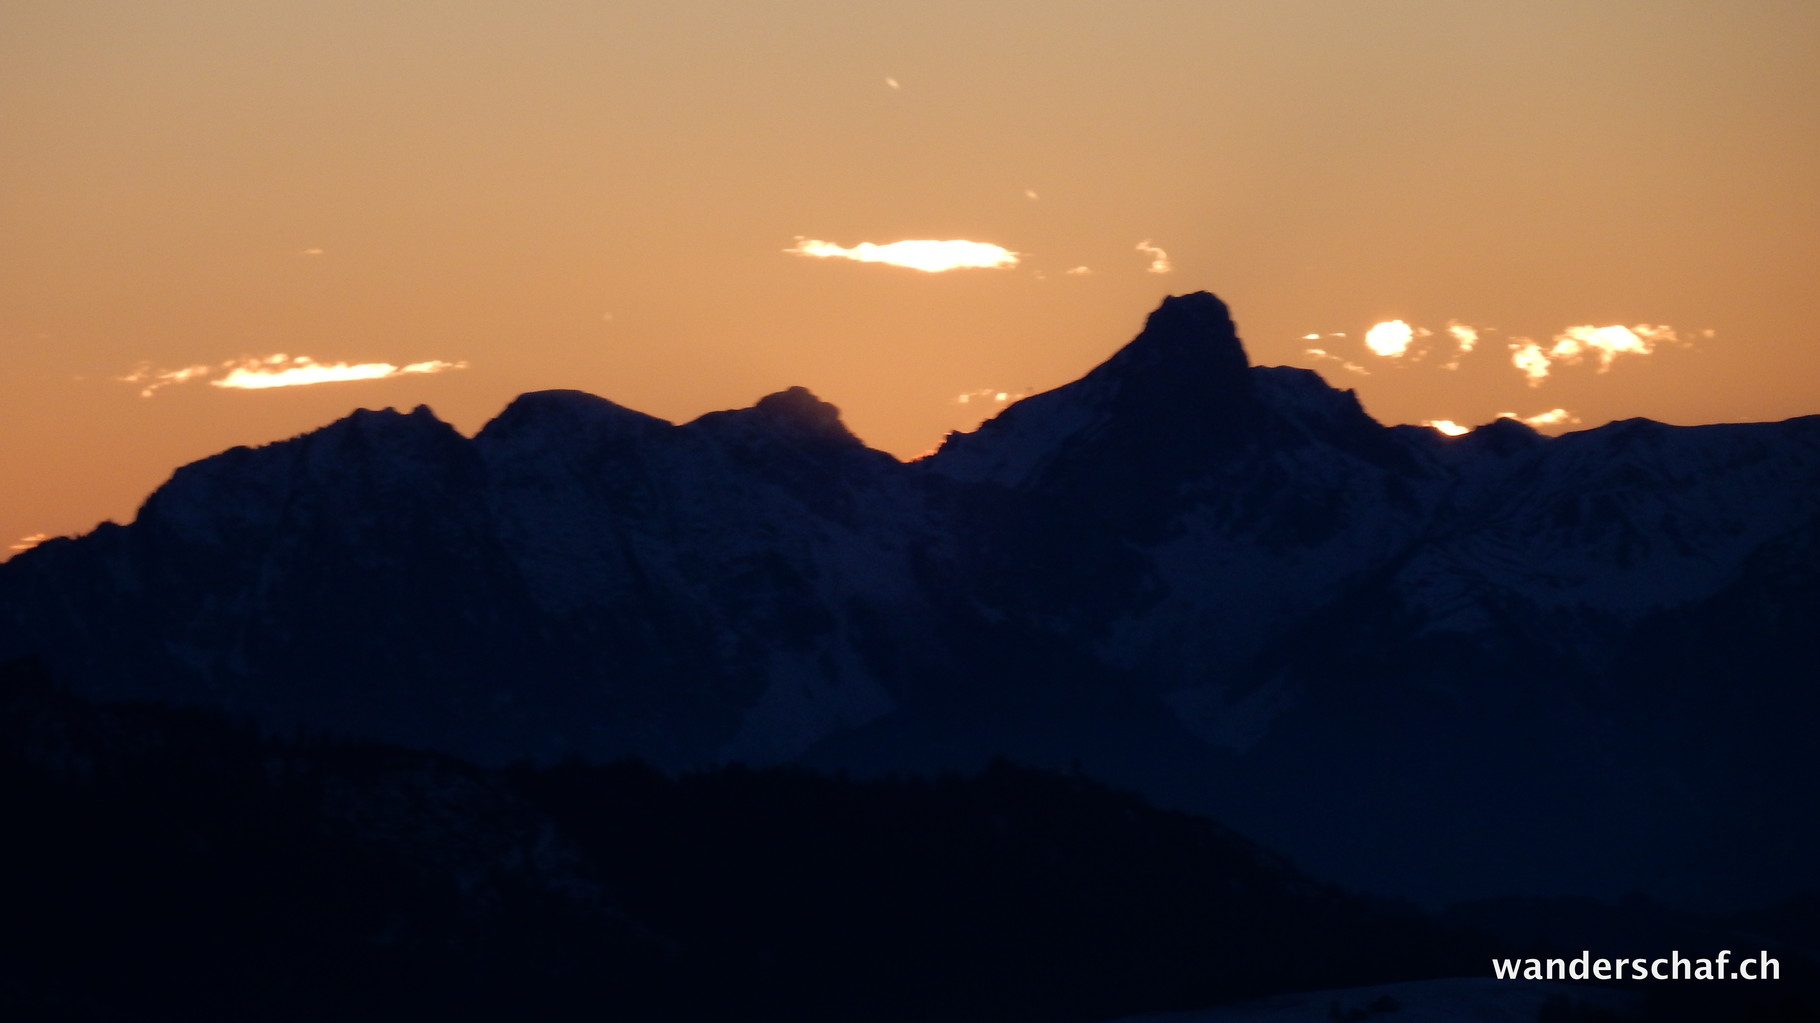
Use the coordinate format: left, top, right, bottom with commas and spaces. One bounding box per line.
955, 387, 1029, 406
1304, 347, 1370, 376
1499, 407, 1580, 428
786, 238, 1019, 273
213, 356, 467, 390
121, 363, 214, 398
1425, 408, 1578, 438
120, 354, 468, 396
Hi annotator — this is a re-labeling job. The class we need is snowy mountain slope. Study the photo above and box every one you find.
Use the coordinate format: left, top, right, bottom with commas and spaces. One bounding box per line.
2, 291, 1816, 907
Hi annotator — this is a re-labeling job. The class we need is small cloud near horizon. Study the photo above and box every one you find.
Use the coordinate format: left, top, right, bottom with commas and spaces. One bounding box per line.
1424, 407, 1579, 437
1509, 324, 1681, 385
1136, 240, 1171, 274
1446, 321, 1478, 352
1499, 407, 1580, 429
955, 387, 1030, 406
1304, 347, 1370, 376
1320, 315, 1682, 383
786, 238, 1019, 273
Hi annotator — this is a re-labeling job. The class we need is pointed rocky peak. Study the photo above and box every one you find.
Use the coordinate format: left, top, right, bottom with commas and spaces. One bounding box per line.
927, 292, 1265, 486
1083, 291, 1251, 395
754, 386, 852, 436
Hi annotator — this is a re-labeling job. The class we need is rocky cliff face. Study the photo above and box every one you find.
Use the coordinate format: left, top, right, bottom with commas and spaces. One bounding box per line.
5, 291, 1818, 906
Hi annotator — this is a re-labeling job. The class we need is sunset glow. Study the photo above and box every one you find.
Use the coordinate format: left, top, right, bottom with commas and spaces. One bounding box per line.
1, 1, 1814, 559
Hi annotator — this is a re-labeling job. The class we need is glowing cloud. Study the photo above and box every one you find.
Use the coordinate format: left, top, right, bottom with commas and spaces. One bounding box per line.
121, 354, 467, 396
213, 355, 467, 390
955, 387, 1029, 406
1317, 310, 1679, 383
1498, 407, 1580, 429
120, 363, 214, 398
884, 77, 900, 91
1509, 339, 1551, 384
1422, 408, 1577, 437
1446, 321, 1479, 352
8, 533, 49, 553
786, 238, 1019, 273
1436, 321, 1484, 370
1065, 266, 1092, 276
1364, 320, 1415, 358
1508, 324, 1681, 385
1304, 348, 1370, 376
1136, 240, 1171, 274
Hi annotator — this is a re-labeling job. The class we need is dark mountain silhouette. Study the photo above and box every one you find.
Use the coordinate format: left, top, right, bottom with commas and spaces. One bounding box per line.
3, 291, 1818, 911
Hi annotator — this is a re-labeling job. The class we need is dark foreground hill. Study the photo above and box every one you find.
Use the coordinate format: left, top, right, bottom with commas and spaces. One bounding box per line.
1, 657, 1508, 1023
3, 291, 1818, 909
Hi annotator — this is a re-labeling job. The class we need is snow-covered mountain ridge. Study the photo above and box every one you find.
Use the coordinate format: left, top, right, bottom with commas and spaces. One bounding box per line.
4, 291, 1817, 907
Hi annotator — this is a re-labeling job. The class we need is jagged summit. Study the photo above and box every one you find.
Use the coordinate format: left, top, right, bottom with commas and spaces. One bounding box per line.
688, 384, 866, 451
751, 386, 851, 436
1086, 290, 1250, 388
331, 403, 447, 429
926, 291, 1265, 487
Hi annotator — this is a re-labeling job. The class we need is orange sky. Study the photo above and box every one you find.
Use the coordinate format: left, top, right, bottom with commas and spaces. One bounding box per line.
5, 1, 1819, 556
